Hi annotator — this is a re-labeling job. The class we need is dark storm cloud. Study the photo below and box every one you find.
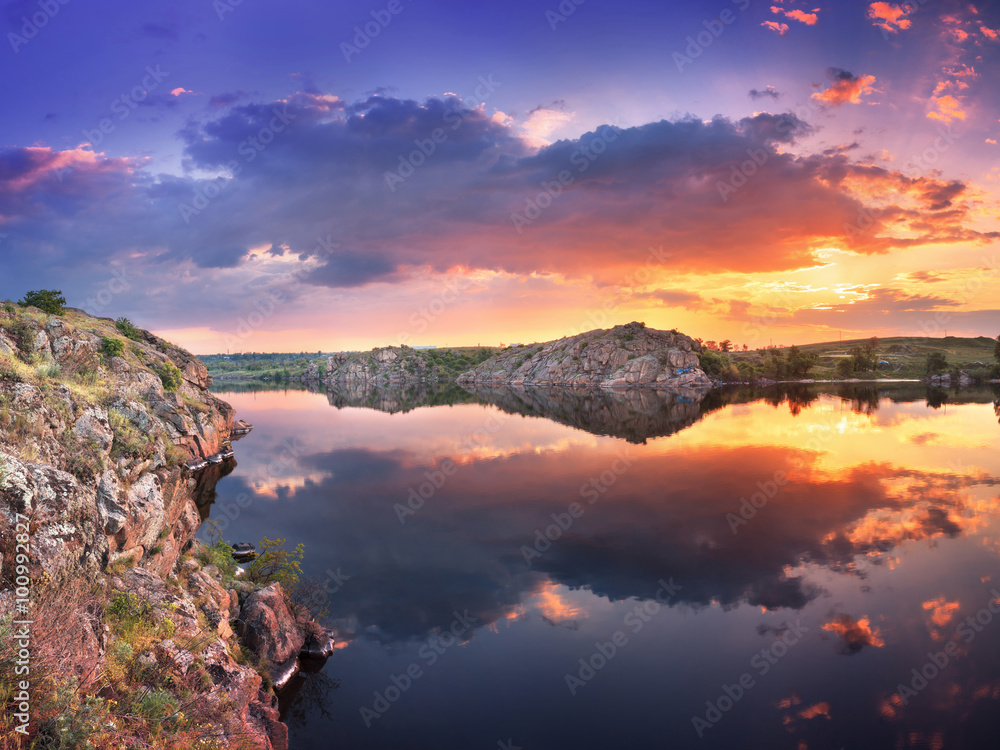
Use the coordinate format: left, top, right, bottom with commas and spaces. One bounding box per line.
0, 90, 995, 318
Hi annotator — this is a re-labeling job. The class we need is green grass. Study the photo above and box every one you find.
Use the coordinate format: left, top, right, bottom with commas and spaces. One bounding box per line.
724, 335, 998, 381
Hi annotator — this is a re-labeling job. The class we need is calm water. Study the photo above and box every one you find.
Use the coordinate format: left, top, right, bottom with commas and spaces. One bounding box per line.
203, 383, 1000, 750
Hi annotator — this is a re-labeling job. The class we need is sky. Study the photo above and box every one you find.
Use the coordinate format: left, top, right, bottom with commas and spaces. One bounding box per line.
0, 0, 998, 353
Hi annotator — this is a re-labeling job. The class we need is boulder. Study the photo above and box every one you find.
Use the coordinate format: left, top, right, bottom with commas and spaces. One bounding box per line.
236, 583, 306, 681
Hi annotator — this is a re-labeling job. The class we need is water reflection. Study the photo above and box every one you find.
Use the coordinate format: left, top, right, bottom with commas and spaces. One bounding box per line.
204, 383, 1000, 749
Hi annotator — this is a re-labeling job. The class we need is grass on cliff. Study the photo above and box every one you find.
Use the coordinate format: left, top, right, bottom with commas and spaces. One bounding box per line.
0, 569, 260, 750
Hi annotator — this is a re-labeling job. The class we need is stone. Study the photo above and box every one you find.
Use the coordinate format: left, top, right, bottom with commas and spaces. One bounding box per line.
73, 407, 114, 455
236, 582, 306, 669
458, 322, 711, 389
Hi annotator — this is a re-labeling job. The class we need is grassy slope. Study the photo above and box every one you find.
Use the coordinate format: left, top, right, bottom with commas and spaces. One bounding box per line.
726, 335, 998, 380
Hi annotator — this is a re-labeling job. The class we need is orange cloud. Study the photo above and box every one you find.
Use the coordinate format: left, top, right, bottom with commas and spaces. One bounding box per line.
981, 25, 999, 40
812, 69, 877, 106
799, 702, 831, 719
867, 2, 913, 34
823, 614, 885, 654
922, 596, 961, 627
927, 93, 966, 122
771, 5, 819, 25
762, 20, 789, 35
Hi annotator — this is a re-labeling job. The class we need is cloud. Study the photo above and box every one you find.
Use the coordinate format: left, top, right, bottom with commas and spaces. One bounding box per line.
812, 68, 877, 106
208, 91, 250, 109
981, 25, 999, 40
749, 86, 782, 100
769, 4, 819, 26
644, 289, 705, 308
927, 93, 967, 122
822, 614, 885, 654
520, 101, 575, 147
170, 88, 193, 97
0, 89, 995, 319
783, 8, 819, 25
867, 2, 914, 34
762, 20, 789, 35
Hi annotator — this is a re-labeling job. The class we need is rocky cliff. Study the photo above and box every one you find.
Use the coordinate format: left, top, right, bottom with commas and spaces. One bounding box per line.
0, 305, 323, 749
457, 322, 711, 388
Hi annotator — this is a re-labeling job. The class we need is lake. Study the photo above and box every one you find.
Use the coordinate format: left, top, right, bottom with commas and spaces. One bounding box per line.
202, 382, 1000, 750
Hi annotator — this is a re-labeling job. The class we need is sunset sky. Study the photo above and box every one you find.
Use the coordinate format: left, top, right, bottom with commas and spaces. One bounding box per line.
0, 0, 998, 353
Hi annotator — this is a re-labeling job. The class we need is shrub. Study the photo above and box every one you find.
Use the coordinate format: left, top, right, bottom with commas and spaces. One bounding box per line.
133, 688, 180, 725
926, 351, 949, 374
101, 336, 125, 358
836, 358, 854, 378
108, 410, 155, 461
1, 316, 36, 358
195, 536, 239, 584
114, 317, 144, 341
35, 362, 62, 379
18, 289, 66, 315
157, 361, 183, 392
248, 537, 305, 589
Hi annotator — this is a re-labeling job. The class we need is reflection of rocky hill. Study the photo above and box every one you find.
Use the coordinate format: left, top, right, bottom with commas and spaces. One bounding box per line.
326, 380, 481, 414
460, 383, 710, 443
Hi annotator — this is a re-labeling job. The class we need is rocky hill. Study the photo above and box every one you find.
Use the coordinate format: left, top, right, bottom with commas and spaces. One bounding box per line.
457, 322, 710, 388
0, 304, 327, 749
301, 345, 496, 386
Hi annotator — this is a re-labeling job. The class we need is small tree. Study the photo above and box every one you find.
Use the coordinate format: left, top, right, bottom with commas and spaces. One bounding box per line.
18, 289, 66, 315
719, 340, 732, 352
994, 335, 999, 366
157, 361, 183, 391
248, 537, 305, 589
115, 317, 143, 341
101, 336, 125, 358
926, 351, 948, 374
836, 358, 854, 378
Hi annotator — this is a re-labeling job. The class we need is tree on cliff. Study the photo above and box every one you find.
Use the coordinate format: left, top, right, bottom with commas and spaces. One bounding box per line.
18, 289, 66, 315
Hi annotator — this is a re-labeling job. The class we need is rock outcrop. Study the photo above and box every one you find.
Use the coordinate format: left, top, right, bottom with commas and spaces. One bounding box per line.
0, 307, 232, 578
236, 582, 307, 689
457, 322, 710, 388
0, 306, 321, 749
